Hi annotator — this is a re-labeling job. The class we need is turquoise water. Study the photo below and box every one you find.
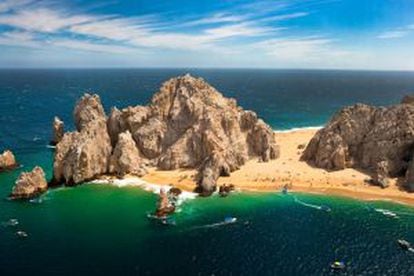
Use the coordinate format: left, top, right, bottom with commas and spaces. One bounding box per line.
2, 69, 414, 275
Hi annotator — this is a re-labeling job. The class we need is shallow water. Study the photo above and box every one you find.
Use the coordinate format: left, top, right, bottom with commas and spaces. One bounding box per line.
1, 69, 414, 275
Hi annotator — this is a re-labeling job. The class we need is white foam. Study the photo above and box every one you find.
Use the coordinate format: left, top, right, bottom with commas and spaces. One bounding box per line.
274, 126, 323, 133
91, 177, 198, 204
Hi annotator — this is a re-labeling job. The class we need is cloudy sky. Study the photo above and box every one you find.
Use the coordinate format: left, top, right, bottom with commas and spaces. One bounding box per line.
0, 0, 413, 69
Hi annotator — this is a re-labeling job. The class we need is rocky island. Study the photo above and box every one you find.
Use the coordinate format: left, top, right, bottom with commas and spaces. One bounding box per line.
20, 74, 278, 199
0, 150, 18, 172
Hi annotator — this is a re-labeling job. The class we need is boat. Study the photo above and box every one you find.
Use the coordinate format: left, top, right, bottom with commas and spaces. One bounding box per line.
2, 218, 19, 227
375, 208, 398, 218
397, 239, 412, 250
224, 216, 237, 224
16, 231, 28, 238
281, 184, 289, 194
320, 205, 331, 212
330, 261, 345, 270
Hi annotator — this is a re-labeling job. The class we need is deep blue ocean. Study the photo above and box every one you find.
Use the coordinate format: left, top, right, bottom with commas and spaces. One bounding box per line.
1, 69, 414, 275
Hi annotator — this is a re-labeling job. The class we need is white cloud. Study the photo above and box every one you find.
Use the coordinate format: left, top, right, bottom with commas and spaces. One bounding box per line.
250, 37, 360, 66
179, 13, 246, 27
258, 12, 309, 22
377, 30, 408, 39
0, 7, 99, 32
0, 31, 40, 48
48, 39, 135, 54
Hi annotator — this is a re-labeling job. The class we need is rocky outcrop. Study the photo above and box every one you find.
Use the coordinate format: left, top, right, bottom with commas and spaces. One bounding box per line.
52, 94, 112, 185
219, 184, 235, 197
50, 116, 64, 145
0, 150, 18, 172
51, 74, 279, 195
109, 131, 147, 177
301, 98, 414, 191
10, 166, 47, 199
155, 188, 175, 217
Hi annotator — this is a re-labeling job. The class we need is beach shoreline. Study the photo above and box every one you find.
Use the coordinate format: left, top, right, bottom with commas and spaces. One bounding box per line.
137, 128, 414, 206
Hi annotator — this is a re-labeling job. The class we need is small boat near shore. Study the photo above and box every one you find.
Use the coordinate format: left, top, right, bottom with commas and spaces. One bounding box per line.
224, 216, 237, 224
330, 261, 346, 270
397, 239, 414, 251
375, 208, 399, 218
2, 218, 19, 227
16, 230, 28, 238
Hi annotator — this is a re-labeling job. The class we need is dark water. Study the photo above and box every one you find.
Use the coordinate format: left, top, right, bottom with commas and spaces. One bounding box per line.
1, 69, 414, 275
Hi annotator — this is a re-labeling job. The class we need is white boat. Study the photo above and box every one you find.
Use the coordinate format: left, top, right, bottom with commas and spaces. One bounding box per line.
375, 208, 398, 218
16, 231, 28, 238
224, 217, 237, 224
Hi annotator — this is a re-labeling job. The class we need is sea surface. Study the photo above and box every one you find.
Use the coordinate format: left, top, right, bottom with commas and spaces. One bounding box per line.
1, 69, 414, 275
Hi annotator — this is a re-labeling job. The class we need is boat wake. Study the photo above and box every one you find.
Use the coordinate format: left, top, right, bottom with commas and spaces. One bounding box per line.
192, 217, 238, 230
294, 196, 331, 212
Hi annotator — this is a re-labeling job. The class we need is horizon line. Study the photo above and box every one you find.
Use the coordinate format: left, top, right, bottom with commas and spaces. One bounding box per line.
1, 67, 414, 73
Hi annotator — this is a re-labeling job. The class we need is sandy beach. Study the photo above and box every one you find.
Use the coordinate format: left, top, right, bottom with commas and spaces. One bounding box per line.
142, 129, 414, 206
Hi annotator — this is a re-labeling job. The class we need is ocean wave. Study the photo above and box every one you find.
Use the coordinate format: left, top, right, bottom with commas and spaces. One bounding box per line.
274, 126, 323, 133
91, 177, 198, 203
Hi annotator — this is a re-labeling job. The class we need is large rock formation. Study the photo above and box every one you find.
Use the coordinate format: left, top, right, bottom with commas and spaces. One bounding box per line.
10, 166, 47, 199
50, 116, 64, 145
52, 94, 112, 185
52, 74, 279, 195
301, 97, 414, 191
0, 150, 17, 172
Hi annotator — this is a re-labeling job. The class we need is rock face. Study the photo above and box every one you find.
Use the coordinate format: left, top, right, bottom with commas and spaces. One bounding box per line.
301, 98, 414, 191
10, 166, 47, 199
0, 150, 17, 171
51, 116, 64, 145
52, 74, 279, 195
109, 131, 147, 177
53, 94, 112, 185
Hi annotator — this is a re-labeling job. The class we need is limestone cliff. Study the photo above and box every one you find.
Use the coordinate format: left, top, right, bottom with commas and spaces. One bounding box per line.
52, 94, 112, 185
52, 74, 279, 195
301, 97, 414, 191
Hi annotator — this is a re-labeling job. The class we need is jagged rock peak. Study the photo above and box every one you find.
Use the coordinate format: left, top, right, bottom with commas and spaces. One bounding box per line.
74, 93, 106, 131
53, 93, 112, 185
10, 166, 47, 199
51, 116, 64, 145
301, 96, 414, 191
150, 74, 233, 116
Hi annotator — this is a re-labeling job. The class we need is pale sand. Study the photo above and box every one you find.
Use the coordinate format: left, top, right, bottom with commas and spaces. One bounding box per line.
142, 129, 414, 206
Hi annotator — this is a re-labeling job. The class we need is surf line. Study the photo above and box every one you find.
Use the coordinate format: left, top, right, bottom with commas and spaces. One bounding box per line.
293, 196, 331, 212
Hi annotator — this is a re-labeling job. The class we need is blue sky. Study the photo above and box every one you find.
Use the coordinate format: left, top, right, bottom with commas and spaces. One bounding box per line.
0, 0, 413, 69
